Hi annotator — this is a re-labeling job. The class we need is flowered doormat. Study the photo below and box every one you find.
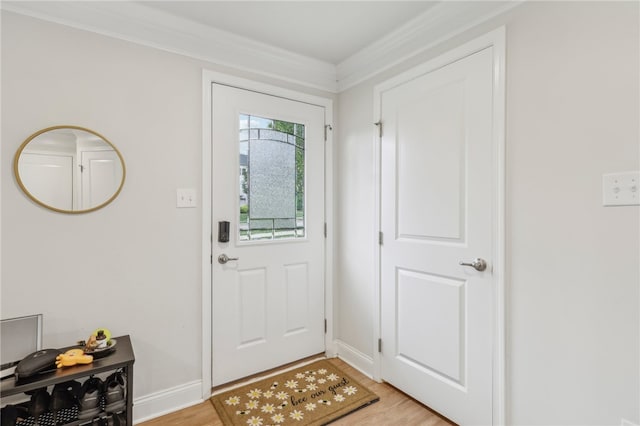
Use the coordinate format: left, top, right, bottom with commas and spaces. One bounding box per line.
210, 359, 379, 425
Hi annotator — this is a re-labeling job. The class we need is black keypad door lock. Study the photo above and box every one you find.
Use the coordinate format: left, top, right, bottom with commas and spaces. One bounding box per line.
218, 221, 230, 243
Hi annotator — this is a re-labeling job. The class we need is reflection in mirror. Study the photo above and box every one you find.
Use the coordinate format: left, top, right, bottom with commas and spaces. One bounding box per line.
14, 126, 125, 213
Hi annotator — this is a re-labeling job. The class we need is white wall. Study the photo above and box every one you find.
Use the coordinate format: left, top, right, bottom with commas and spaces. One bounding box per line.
0, 11, 334, 421
505, 3, 638, 424
335, 1, 639, 425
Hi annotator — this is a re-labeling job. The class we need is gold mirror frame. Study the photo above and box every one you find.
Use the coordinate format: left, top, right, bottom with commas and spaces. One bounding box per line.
13, 125, 126, 214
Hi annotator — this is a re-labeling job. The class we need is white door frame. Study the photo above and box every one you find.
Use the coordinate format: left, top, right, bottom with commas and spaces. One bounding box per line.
201, 70, 335, 399
372, 27, 506, 424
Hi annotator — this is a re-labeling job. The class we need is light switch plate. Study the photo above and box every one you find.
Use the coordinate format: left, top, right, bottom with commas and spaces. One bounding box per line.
602, 171, 639, 206
177, 188, 197, 208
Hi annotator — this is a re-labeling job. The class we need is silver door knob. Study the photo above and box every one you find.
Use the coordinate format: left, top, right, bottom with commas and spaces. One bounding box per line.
459, 258, 487, 271
218, 254, 239, 264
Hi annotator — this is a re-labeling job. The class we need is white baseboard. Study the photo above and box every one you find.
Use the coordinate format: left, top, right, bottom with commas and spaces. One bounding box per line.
622, 419, 640, 426
335, 339, 374, 379
133, 380, 203, 424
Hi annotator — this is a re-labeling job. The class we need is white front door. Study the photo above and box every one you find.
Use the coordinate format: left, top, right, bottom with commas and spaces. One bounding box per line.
211, 84, 326, 386
379, 47, 496, 424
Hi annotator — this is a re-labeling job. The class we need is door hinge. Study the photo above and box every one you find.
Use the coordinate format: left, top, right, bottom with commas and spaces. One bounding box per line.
324, 319, 327, 334
210, 254, 213, 264
324, 124, 332, 142
374, 121, 382, 138
79, 164, 85, 173
324, 223, 327, 238
378, 338, 382, 353
378, 231, 383, 245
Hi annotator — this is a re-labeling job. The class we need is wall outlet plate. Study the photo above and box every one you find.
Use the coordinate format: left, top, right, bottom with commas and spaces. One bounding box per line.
602, 171, 639, 206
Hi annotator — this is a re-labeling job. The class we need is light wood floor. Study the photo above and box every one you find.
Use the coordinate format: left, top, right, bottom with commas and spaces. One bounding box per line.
138, 358, 455, 425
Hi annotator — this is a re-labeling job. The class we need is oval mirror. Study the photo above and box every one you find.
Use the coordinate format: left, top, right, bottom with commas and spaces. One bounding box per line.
13, 126, 126, 213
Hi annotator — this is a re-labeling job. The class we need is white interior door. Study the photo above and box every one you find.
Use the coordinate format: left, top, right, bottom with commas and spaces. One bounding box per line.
18, 153, 74, 210
212, 84, 326, 386
80, 150, 123, 210
379, 47, 495, 424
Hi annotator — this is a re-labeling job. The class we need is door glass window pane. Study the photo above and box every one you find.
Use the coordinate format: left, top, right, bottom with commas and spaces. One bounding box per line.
239, 114, 305, 241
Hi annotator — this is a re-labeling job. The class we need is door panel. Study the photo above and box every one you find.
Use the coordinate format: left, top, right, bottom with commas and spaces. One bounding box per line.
284, 263, 310, 334
396, 81, 465, 241
380, 47, 494, 425
396, 269, 466, 384
237, 268, 267, 346
212, 84, 325, 385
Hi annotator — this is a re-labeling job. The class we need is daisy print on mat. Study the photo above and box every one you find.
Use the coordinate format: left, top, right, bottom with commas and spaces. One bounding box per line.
211, 360, 379, 425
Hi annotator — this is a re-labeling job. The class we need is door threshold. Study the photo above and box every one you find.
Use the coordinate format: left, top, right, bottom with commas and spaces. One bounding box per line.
211, 352, 326, 395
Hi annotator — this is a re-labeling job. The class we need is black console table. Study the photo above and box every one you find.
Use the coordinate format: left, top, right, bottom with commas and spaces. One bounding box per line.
1, 335, 135, 426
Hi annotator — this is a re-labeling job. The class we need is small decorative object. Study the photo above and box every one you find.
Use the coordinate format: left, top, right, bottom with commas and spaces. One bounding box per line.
84, 328, 112, 352
77, 329, 117, 360
84, 334, 98, 352
95, 330, 108, 349
55, 349, 93, 368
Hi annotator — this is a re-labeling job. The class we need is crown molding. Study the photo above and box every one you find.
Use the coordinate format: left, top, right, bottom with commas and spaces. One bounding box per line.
0, 1, 339, 93
336, 1, 523, 92
1, 1, 522, 94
